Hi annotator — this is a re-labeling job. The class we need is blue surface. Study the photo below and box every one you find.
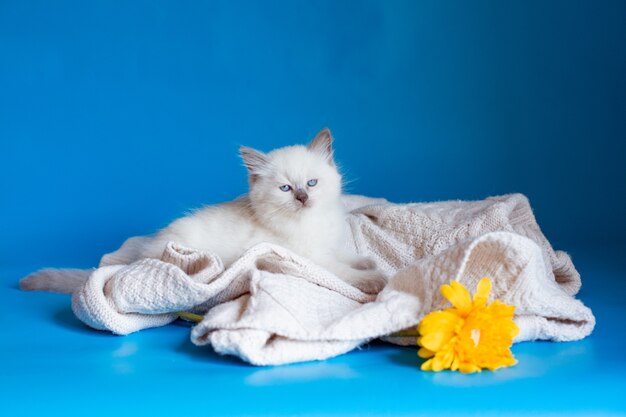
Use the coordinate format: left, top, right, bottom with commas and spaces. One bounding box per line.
2, 245, 625, 416
1, 1, 626, 416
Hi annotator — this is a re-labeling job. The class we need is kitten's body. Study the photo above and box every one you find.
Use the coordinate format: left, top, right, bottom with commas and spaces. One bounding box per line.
21, 129, 386, 294
143, 195, 347, 267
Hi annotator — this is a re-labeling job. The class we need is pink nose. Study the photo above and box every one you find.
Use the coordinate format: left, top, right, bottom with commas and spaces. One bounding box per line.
294, 190, 308, 204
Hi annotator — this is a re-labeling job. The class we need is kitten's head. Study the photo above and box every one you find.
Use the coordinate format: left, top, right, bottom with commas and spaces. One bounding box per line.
240, 128, 342, 219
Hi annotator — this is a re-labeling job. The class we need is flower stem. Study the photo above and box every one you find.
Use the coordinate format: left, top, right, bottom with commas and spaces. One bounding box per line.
176, 311, 203, 322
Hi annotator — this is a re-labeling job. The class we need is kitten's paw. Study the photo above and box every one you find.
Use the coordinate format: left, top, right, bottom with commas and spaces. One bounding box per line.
346, 270, 388, 294
351, 256, 378, 271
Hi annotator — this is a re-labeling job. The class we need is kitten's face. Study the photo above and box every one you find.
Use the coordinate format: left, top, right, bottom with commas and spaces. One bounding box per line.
241, 129, 342, 218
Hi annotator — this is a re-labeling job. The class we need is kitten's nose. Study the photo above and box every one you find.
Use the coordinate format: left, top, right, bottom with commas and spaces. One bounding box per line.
294, 189, 308, 205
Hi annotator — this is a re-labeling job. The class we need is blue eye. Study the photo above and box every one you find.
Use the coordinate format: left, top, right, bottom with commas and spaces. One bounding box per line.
307, 179, 318, 187
279, 185, 291, 192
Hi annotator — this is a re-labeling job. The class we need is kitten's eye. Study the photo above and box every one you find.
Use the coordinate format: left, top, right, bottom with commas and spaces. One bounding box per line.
307, 179, 318, 187
279, 185, 291, 192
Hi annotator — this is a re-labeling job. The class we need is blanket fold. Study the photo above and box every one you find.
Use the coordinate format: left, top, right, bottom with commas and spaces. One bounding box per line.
69, 194, 594, 365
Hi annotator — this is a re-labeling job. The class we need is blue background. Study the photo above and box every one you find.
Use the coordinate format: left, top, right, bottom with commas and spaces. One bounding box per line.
1, 0, 625, 269
2, 2, 626, 416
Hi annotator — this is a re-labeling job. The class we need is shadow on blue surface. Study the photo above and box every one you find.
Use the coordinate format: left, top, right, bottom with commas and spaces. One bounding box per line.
53, 306, 93, 334
175, 334, 251, 367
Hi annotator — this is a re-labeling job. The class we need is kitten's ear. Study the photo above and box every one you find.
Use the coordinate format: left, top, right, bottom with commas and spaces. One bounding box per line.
307, 128, 334, 164
240, 146, 269, 175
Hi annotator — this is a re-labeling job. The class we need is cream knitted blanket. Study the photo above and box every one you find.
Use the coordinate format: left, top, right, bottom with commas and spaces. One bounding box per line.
70, 194, 594, 365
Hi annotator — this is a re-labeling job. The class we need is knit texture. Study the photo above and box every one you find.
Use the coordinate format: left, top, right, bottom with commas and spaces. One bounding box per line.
70, 194, 594, 365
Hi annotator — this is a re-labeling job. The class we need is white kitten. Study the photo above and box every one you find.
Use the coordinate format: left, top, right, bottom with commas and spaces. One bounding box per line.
21, 129, 386, 294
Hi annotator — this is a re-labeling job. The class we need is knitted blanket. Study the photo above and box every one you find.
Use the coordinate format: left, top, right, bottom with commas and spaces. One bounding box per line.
71, 194, 594, 365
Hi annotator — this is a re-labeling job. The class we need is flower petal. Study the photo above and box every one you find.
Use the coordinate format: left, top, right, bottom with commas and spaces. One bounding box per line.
473, 278, 492, 307
431, 354, 448, 371
418, 311, 461, 335
439, 350, 455, 369
459, 363, 481, 374
487, 300, 515, 318
421, 359, 433, 371
419, 330, 454, 352
441, 281, 472, 314
450, 357, 460, 371
417, 347, 435, 358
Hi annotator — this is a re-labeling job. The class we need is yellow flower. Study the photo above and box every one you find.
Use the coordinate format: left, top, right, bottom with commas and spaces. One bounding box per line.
417, 278, 519, 373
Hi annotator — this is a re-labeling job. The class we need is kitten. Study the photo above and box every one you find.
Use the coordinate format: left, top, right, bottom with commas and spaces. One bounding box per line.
21, 128, 386, 294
